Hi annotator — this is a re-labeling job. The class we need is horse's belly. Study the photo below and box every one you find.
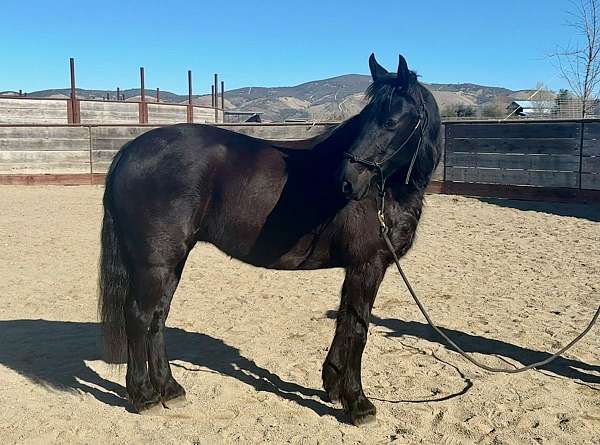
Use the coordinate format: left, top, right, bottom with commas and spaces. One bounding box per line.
204, 215, 335, 271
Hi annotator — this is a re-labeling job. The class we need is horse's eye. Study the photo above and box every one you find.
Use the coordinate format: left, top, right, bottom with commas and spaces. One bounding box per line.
383, 119, 396, 128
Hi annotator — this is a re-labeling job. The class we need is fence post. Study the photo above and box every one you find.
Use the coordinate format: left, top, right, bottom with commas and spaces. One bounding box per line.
88, 126, 93, 184
579, 120, 585, 189
221, 80, 225, 110
68, 58, 80, 124
139, 67, 148, 124
214, 73, 219, 123
187, 70, 194, 123
443, 124, 449, 182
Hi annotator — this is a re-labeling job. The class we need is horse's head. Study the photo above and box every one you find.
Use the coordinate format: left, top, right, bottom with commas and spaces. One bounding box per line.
339, 53, 426, 200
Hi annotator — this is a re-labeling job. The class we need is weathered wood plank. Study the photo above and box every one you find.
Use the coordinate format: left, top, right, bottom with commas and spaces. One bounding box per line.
446, 138, 579, 155
446, 122, 579, 139
90, 126, 158, 151
583, 139, 600, 156
432, 162, 444, 181
0, 98, 68, 124
446, 153, 580, 171
0, 127, 89, 151
436, 181, 599, 203
583, 121, 600, 139
0, 173, 92, 185
193, 107, 218, 124
446, 167, 579, 188
91, 150, 118, 174
147, 104, 188, 125
80, 101, 139, 124
582, 156, 600, 174
218, 123, 336, 140
0, 150, 90, 174
582, 173, 600, 190
90, 126, 158, 139
91, 139, 132, 152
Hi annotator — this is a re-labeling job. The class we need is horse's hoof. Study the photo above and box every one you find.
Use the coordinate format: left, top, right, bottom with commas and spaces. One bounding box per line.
163, 395, 189, 409
348, 397, 377, 427
138, 402, 165, 416
352, 412, 377, 426
326, 390, 341, 405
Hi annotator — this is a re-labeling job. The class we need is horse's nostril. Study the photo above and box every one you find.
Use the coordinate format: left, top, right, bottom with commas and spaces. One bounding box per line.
342, 180, 353, 195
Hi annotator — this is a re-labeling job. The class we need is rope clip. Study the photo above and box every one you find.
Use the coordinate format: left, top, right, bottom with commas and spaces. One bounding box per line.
377, 209, 388, 233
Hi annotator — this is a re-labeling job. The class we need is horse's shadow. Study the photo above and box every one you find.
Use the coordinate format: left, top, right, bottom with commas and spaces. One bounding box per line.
2, 313, 597, 419
0, 319, 337, 418
329, 311, 599, 384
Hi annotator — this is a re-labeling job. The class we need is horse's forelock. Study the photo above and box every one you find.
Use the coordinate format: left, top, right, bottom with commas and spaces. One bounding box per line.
365, 71, 420, 107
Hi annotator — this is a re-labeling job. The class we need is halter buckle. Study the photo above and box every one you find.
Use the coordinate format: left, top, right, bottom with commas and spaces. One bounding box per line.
377, 209, 387, 231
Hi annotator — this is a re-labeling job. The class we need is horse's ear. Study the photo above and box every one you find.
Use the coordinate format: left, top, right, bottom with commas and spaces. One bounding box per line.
369, 53, 388, 81
397, 54, 410, 88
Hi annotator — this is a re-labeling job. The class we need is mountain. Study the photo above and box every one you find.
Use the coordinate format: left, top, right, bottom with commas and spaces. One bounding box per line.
22, 75, 533, 122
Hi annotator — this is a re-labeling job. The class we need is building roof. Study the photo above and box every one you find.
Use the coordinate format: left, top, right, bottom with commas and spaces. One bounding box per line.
510, 100, 555, 109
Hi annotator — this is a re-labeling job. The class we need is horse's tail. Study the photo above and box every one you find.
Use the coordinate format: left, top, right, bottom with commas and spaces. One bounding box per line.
98, 147, 129, 364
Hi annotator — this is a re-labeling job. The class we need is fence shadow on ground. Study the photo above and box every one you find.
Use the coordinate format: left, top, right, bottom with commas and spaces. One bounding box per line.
325, 311, 600, 384
0, 319, 341, 419
478, 197, 600, 222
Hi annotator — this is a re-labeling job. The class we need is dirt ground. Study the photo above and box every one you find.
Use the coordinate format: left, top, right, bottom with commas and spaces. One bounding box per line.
0, 186, 599, 445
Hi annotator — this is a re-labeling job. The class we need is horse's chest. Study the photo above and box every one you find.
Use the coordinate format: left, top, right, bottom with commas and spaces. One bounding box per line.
384, 205, 422, 258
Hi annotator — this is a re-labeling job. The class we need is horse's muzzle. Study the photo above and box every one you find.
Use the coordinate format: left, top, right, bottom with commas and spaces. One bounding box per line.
339, 164, 371, 200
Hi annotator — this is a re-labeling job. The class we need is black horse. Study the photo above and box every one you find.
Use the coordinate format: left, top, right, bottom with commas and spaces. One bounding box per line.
98, 53, 442, 425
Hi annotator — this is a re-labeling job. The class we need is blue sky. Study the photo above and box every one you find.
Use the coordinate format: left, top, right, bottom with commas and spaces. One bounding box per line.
1, 0, 574, 94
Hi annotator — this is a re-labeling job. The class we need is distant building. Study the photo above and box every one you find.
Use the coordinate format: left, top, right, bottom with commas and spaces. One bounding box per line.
508, 98, 600, 119
223, 111, 262, 123
507, 100, 555, 117
0, 91, 25, 97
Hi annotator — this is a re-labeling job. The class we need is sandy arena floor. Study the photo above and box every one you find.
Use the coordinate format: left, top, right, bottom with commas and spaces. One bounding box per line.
0, 186, 599, 444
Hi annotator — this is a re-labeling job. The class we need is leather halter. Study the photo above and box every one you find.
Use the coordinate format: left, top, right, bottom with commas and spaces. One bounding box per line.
343, 114, 423, 188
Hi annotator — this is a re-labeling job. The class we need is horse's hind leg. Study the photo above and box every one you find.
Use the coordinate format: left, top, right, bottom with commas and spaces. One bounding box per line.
126, 260, 186, 413
147, 258, 188, 408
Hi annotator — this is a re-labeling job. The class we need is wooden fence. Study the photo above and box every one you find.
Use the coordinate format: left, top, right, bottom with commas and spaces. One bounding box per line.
0, 97, 223, 126
0, 119, 599, 202
0, 123, 334, 184
435, 119, 599, 200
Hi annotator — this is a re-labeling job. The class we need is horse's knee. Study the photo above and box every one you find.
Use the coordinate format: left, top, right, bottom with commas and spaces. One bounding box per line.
342, 305, 368, 344
351, 318, 368, 342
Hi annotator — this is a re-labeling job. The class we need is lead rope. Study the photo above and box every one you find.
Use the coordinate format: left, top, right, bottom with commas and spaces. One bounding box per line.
378, 204, 600, 374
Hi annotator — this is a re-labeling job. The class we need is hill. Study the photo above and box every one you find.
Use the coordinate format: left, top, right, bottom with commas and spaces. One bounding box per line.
23, 75, 535, 122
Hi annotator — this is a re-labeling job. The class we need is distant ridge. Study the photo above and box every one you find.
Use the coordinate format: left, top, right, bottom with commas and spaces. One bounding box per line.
19, 75, 538, 122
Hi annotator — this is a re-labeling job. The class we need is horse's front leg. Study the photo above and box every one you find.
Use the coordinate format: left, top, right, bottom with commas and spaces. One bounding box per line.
323, 260, 385, 425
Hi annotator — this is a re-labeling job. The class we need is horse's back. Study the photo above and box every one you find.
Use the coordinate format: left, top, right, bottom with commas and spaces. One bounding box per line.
105, 123, 291, 264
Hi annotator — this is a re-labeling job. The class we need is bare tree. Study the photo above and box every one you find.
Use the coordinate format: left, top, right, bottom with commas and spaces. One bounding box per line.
552, 0, 600, 118
531, 82, 554, 118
